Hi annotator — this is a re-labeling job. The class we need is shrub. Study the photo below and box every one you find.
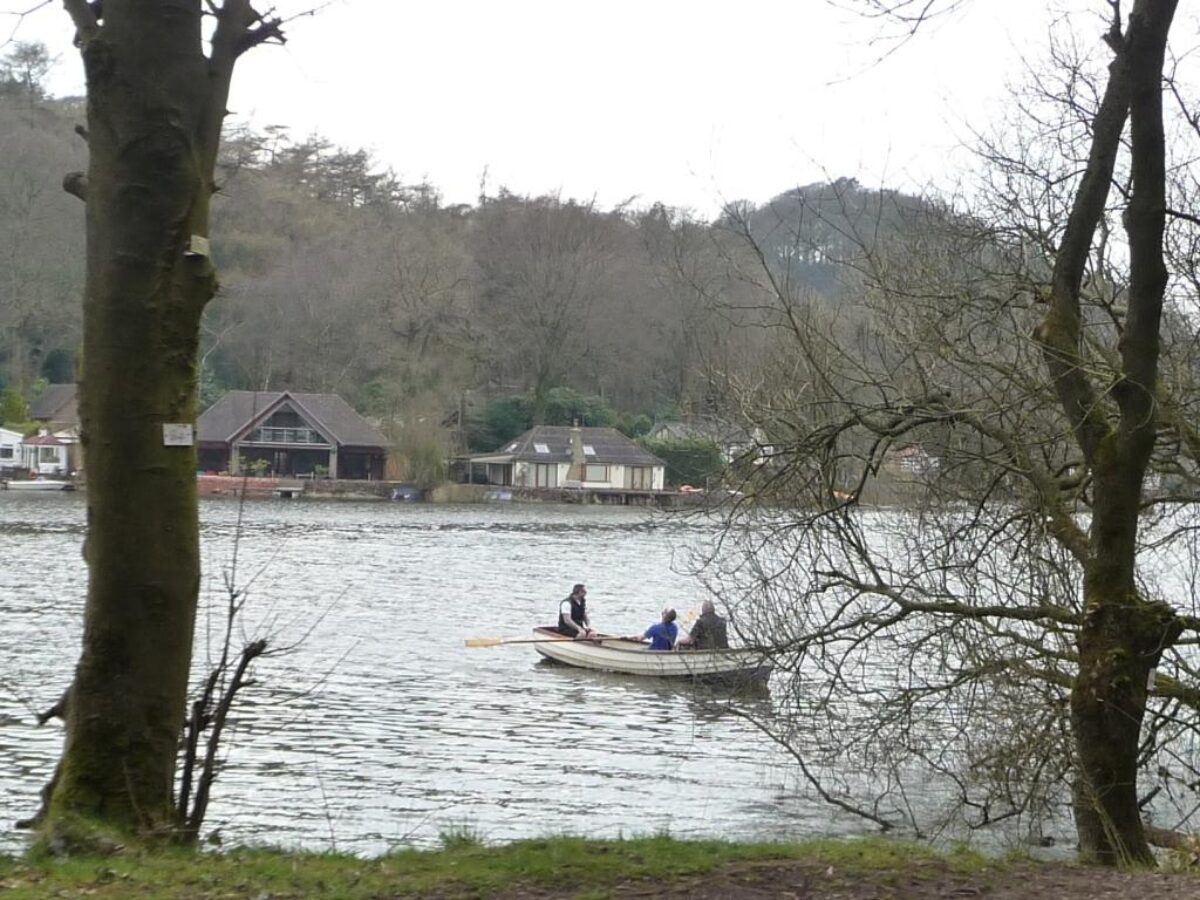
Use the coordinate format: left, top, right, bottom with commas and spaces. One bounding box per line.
638, 436, 725, 488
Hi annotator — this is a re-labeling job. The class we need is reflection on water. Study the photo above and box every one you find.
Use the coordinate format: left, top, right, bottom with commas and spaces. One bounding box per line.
0, 494, 875, 855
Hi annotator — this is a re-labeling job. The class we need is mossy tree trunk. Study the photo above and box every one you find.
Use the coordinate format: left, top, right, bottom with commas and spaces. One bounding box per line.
49, 0, 281, 837
1036, 0, 1181, 865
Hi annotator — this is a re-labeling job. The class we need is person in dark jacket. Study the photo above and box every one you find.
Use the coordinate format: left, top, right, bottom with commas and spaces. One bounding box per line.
557, 583, 594, 638
677, 600, 729, 650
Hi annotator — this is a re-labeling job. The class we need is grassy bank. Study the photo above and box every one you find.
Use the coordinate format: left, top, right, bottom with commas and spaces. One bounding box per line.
3, 833, 1198, 898
0, 834, 991, 899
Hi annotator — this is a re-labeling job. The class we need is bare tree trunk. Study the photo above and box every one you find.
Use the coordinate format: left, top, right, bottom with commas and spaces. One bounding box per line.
48, 0, 279, 839
1035, 0, 1180, 864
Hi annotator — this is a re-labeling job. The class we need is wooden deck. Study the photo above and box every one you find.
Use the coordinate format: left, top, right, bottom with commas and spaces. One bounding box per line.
481, 485, 689, 507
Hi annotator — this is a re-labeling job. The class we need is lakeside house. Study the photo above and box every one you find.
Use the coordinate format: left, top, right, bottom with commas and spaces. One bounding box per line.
197, 390, 388, 480
22, 432, 72, 476
646, 417, 764, 464
27, 383, 82, 474
29, 383, 79, 431
467, 425, 666, 491
882, 444, 939, 478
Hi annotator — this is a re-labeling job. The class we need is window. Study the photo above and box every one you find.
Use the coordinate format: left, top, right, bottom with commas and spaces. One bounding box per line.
0, 447, 11, 460
533, 463, 558, 487
584, 463, 608, 482
39, 447, 59, 462
252, 426, 325, 444
628, 466, 653, 489
534, 442, 550, 454
506, 442, 518, 451
583, 445, 596, 456
264, 409, 302, 427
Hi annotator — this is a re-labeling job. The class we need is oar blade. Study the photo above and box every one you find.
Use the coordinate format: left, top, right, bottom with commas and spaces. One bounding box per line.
464, 637, 506, 648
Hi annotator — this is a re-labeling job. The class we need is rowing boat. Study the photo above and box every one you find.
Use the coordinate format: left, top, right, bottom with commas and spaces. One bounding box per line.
530, 626, 772, 684
1, 478, 75, 492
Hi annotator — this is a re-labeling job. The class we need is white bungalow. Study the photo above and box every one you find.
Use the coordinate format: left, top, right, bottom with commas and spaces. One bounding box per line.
23, 431, 72, 476
469, 425, 665, 491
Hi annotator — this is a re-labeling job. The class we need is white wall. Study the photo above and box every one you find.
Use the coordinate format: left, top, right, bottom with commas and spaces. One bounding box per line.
512, 460, 570, 487
22, 440, 69, 476
607, 463, 666, 490
0, 428, 22, 473
514, 459, 663, 490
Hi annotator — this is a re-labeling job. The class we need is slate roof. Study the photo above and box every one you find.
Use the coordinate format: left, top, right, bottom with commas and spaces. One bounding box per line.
25, 433, 69, 446
480, 425, 663, 467
29, 384, 78, 425
198, 391, 387, 449
646, 418, 754, 446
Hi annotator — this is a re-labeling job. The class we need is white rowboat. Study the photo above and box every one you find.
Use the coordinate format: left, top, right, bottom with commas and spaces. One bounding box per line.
1, 478, 74, 491
530, 626, 772, 684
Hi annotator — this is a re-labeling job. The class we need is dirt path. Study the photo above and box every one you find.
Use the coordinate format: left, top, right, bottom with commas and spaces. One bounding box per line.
491, 858, 1200, 899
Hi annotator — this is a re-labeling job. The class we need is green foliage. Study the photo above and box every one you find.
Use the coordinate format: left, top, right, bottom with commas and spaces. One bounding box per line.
236, 456, 271, 476
360, 381, 388, 417
0, 387, 27, 426
399, 435, 448, 489
0, 41, 51, 101
197, 358, 225, 411
616, 412, 653, 438
475, 395, 528, 450
540, 386, 617, 429
437, 824, 485, 850
40, 348, 74, 384
639, 435, 725, 487
467, 386, 626, 451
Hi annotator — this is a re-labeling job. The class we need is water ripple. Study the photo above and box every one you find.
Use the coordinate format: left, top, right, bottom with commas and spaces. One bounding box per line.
1, 496, 801, 855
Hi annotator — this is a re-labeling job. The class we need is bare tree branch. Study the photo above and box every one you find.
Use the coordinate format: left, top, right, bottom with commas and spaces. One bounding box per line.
62, 171, 87, 202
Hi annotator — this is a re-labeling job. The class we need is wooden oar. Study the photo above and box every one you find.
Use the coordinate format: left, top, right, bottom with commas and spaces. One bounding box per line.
465, 636, 570, 648
465, 635, 648, 648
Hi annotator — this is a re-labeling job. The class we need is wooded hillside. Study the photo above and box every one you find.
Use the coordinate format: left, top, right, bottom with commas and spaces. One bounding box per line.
0, 65, 917, 454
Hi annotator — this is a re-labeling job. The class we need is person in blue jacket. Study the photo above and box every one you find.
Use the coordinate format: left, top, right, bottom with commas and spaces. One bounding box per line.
642, 608, 678, 651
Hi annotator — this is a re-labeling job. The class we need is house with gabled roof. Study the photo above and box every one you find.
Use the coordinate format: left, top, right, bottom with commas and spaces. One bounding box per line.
27, 383, 82, 473
29, 383, 79, 431
469, 425, 665, 491
197, 390, 388, 480
646, 416, 761, 464
23, 432, 72, 476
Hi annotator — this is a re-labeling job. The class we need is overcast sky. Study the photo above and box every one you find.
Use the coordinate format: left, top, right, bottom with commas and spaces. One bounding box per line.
7, 0, 1109, 217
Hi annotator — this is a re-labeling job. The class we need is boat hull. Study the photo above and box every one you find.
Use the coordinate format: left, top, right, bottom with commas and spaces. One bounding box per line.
2, 479, 74, 491
530, 627, 771, 684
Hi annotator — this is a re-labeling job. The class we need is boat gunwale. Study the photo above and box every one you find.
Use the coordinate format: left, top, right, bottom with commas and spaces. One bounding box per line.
531, 625, 759, 659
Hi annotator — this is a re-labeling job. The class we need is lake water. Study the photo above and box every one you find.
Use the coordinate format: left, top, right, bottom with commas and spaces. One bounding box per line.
0, 494, 870, 855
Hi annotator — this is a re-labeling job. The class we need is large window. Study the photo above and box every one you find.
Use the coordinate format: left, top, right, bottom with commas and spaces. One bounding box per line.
628, 466, 653, 489
0, 447, 12, 460
584, 463, 608, 482
249, 426, 327, 445
39, 447, 59, 462
533, 463, 558, 487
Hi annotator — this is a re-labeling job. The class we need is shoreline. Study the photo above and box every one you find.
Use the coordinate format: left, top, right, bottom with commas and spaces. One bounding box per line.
197, 474, 699, 507
2, 834, 1196, 899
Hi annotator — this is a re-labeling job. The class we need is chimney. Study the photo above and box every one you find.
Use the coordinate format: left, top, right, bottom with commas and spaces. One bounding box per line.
570, 422, 585, 480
